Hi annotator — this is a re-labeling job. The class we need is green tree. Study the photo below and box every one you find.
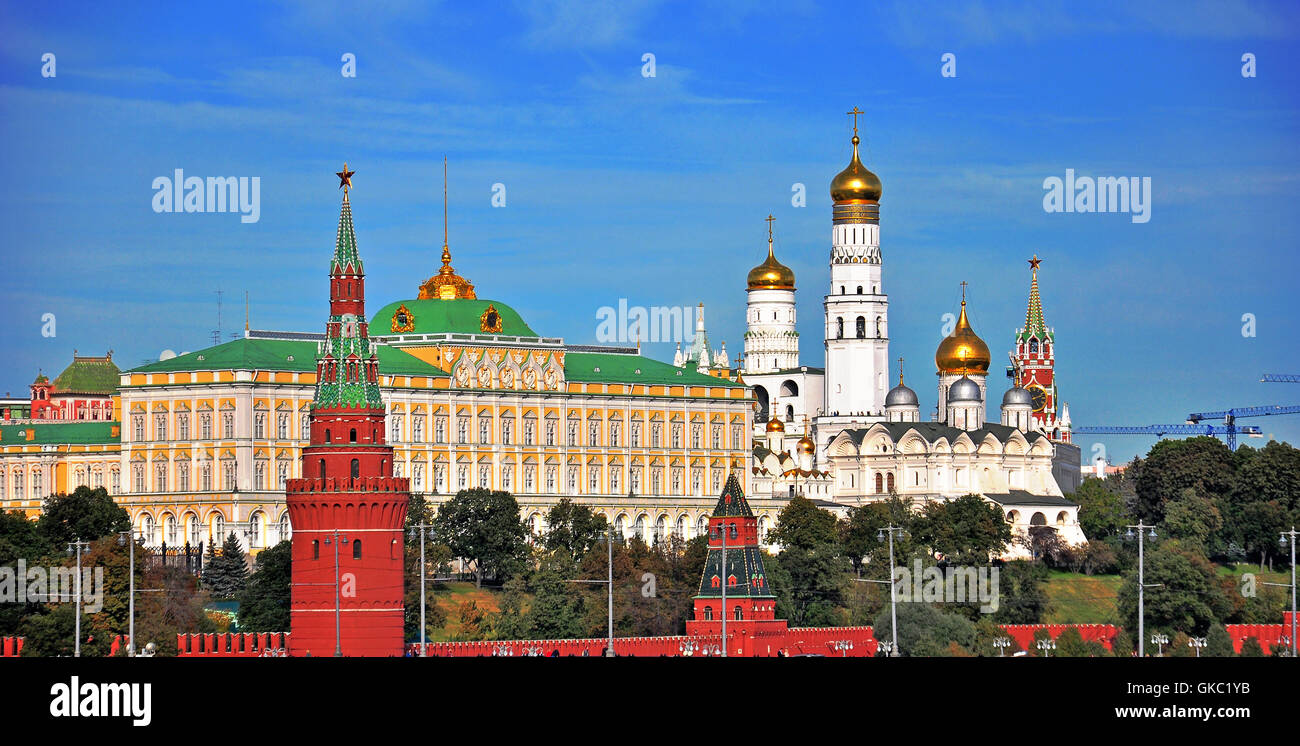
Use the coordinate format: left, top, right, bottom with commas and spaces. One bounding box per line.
769, 497, 849, 626
523, 554, 586, 640
236, 541, 291, 633
1203, 624, 1236, 657
202, 533, 249, 600
433, 488, 529, 587
37, 486, 130, 547
1162, 488, 1222, 552
1131, 437, 1235, 524
1117, 542, 1232, 637
1070, 477, 1130, 539
874, 602, 975, 657
990, 560, 1050, 624
769, 495, 839, 550
542, 498, 608, 561
911, 494, 1011, 564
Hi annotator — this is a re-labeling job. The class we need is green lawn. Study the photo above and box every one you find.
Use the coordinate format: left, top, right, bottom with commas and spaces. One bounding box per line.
1043, 571, 1122, 624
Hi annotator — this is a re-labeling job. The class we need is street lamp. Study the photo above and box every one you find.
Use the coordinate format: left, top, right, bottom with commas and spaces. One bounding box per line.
66, 539, 91, 657
407, 523, 436, 657
1188, 637, 1206, 658
1281, 528, 1298, 659
1151, 633, 1169, 657
855, 525, 905, 658
1036, 638, 1057, 657
116, 529, 145, 657
1124, 522, 1159, 656
492, 644, 514, 657
322, 531, 349, 657
993, 637, 1012, 657
876, 640, 895, 657
679, 639, 699, 657
829, 640, 854, 657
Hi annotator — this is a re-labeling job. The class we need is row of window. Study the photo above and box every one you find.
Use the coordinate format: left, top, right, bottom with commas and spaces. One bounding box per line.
833, 315, 885, 340
134, 510, 290, 549
132, 411, 312, 443
390, 415, 744, 451
403, 462, 731, 497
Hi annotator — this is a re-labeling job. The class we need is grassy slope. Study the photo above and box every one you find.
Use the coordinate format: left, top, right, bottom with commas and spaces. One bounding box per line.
1043, 571, 1122, 624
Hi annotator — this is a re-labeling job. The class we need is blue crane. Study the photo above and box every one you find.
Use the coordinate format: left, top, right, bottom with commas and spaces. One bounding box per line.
1073, 423, 1263, 450
1260, 373, 1300, 383
1183, 404, 1300, 450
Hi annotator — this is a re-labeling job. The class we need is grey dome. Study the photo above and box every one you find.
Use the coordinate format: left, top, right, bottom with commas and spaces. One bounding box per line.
1002, 386, 1033, 407
885, 383, 919, 407
948, 376, 982, 403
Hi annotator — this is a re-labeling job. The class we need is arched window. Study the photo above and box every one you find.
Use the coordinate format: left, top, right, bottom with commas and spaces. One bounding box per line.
349, 428, 357, 443
324, 428, 331, 443
856, 285, 862, 294
312, 540, 320, 560
886, 473, 895, 492
703, 606, 714, 621
352, 539, 362, 559
350, 459, 360, 480
856, 316, 866, 338
319, 459, 326, 480
836, 318, 844, 339
734, 606, 743, 620
1029, 338, 1039, 354
876, 316, 883, 337
875, 472, 883, 494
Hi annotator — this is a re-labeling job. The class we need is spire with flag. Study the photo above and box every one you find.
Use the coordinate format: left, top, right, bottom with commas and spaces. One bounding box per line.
1019, 255, 1052, 343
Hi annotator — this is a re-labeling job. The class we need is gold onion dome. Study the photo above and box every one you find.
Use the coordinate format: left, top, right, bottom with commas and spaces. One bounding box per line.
766, 418, 786, 433
796, 433, 816, 455
748, 215, 795, 290
830, 135, 882, 203
935, 298, 991, 375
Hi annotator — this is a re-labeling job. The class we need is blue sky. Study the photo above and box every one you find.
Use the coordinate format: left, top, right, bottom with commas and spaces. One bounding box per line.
2, 0, 1299, 466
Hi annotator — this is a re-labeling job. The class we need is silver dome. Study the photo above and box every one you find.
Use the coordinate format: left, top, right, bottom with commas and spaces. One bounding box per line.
885, 383, 919, 407
1002, 386, 1033, 407
948, 376, 982, 403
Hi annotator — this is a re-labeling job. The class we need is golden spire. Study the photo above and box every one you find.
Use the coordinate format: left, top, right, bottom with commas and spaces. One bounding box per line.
418, 157, 476, 300
796, 415, 815, 455
830, 107, 882, 203
898, 356, 905, 386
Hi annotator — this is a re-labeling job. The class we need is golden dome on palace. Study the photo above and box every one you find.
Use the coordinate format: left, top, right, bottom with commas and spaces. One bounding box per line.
747, 248, 796, 290
935, 299, 991, 374
766, 418, 786, 433
830, 135, 882, 203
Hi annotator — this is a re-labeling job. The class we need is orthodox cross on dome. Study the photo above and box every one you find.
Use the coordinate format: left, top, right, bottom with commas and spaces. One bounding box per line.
336, 163, 355, 194
846, 106, 864, 137
960, 280, 968, 304
898, 356, 905, 385
765, 213, 775, 242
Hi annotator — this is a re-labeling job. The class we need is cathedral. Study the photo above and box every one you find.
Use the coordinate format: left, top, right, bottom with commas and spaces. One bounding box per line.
680, 110, 1086, 557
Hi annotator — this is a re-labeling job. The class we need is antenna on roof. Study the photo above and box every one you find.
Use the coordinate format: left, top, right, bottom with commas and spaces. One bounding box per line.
212, 289, 224, 347
244, 290, 250, 336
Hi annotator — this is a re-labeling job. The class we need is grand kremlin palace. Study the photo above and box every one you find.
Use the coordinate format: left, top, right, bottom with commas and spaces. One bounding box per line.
0, 182, 759, 554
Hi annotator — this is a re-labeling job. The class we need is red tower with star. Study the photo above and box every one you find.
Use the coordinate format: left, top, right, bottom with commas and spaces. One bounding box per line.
1010, 256, 1070, 442
285, 166, 410, 657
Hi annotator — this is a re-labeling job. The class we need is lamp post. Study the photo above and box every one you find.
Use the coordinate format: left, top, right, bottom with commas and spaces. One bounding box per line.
408, 522, 435, 657
679, 639, 699, 657
322, 530, 349, 657
66, 539, 91, 658
864, 525, 904, 657
565, 525, 617, 656
1125, 522, 1159, 657
1151, 633, 1169, 657
993, 637, 1012, 657
829, 640, 854, 657
1036, 638, 1057, 657
116, 529, 144, 657
876, 640, 895, 657
1188, 637, 1206, 658
1282, 528, 1298, 658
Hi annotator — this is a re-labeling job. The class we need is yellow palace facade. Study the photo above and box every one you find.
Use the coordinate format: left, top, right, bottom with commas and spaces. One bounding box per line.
1, 187, 765, 552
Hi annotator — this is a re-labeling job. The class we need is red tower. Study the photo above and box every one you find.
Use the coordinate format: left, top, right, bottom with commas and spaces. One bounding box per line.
1011, 255, 1070, 442
685, 471, 789, 656
285, 166, 409, 657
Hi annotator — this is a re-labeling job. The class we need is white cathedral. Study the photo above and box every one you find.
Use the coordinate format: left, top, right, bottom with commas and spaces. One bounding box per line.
680, 112, 1086, 559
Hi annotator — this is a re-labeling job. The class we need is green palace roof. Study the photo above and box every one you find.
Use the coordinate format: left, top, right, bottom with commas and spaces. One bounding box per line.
564, 351, 746, 388
370, 298, 539, 338
0, 421, 120, 446
128, 337, 447, 378
52, 356, 121, 395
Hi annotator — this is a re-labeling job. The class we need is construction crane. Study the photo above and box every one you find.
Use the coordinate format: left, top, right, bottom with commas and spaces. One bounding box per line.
1184, 404, 1300, 450
1260, 373, 1300, 383
1072, 423, 1263, 450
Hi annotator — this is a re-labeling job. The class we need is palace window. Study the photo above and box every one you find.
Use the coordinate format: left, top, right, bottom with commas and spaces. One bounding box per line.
434, 464, 445, 492
155, 463, 167, 492
588, 467, 599, 492
610, 421, 620, 447
479, 465, 490, 488
589, 422, 599, 447
502, 418, 513, 445
650, 468, 662, 495
712, 425, 721, 449
222, 413, 234, 439
523, 420, 534, 445
133, 415, 145, 441
200, 463, 211, 491
524, 466, 536, 492
277, 461, 288, 489
458, 466, 468, 489
568, 466, 578, 492
458, 420, 468, 444
651, 424, 661, 448
610, 468, 620, 493
670, 424, 682, 448
166, 515, 179, 545
671, 469, 682, 494
254, 413, 265, 439
631, 423, 641, 447
691, 424, 702, 449
413, 417, 424, 443
301, 415, 310, 440
712, 471, 721, 492
567, 421, 578, 446
255, 461, 266, 490
110, 468, 120, 495
630, 468, 642, 493
200, 413, 212, 440
692, 468, 702, 494
435, 417, 447, 443
222, 460, 235, 490
545, 466, 556, 493
277, 414, 288, 439
178, 413, 190, 440
731, 425, 742, 448
503, 465, 513, 491
479, 420, 490, 444
413, 463, 424, 491
278, 513, 290, 543
156, 414, 168, 441
545, 421, 556, 446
